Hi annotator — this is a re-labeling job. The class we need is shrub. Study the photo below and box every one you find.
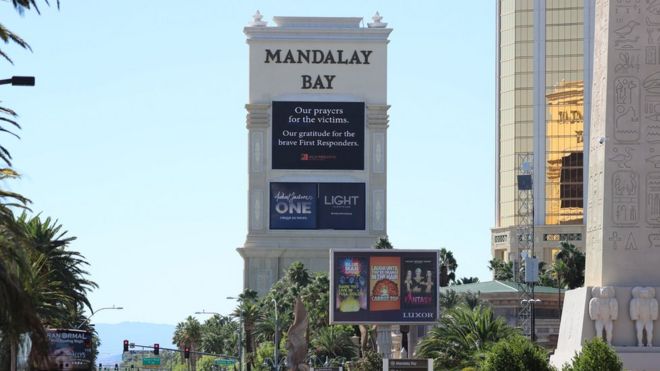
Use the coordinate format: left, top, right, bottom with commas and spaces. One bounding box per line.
481, 335, 552, 371
562, 337, 622, 371
350, 350, 382, 371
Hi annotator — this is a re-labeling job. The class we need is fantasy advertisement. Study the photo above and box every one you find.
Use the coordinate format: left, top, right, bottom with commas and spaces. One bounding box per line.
330, 250, 439, 324
271, 101, 365, 170
402, 257, 436, 310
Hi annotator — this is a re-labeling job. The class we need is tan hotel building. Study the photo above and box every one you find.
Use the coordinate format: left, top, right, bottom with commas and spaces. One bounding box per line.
492, 0, 594, 264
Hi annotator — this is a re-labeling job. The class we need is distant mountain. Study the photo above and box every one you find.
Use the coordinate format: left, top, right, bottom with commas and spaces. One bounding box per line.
95, 322, 175, 366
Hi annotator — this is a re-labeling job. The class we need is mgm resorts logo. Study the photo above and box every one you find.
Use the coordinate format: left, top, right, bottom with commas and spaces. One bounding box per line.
402, 312, 435, 319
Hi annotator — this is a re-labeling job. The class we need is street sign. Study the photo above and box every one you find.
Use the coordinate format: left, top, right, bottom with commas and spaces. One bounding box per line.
142, 357, 160, 366
384, 359, 432, 371
214, 359, 236, 366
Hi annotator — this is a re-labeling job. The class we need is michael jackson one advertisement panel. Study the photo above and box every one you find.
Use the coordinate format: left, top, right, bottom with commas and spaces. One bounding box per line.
330, 249, 439, 324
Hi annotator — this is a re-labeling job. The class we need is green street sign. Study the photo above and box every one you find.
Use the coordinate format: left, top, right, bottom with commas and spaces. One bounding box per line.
143, 357, 161, 366
214, 359, 236, 366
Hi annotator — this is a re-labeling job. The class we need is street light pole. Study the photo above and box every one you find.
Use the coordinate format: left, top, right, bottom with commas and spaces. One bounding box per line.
226, 297, 244, 371
0, 76, 35, 86
77, 305, 123, 329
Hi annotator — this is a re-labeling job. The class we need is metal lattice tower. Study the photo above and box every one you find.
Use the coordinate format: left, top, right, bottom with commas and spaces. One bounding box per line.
515, 153, 534, 338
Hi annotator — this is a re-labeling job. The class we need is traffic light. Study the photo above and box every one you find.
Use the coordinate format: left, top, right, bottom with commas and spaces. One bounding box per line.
184, 347, 190, 359
153, 343, 159, 355
123, 340, 129, 352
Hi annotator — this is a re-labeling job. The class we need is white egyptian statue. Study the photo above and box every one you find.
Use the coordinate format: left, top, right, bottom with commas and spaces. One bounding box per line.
589, 286, 618, 345
630, 287, 659, 347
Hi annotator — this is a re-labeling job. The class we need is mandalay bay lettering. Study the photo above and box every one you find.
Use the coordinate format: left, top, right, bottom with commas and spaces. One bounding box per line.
264, 49, 375, 90
264, 49, 373, 64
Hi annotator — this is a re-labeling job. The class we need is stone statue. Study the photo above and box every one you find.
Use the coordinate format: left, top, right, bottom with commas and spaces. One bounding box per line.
589, 286, 618, 345
286, 298, 309, 371
630, 287, 658, 347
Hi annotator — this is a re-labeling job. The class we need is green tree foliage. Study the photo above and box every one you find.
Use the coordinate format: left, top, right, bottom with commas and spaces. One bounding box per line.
172, 316, 202, 370
195, 355, 217, 371
232, 289, 259, 371
417, 305, 515, 370
349, 350, 382, 371
439, 248, 458, 287
481, 335, 552, 371
440, 289, 485, 311
200, 314, 239, 356
488, 258, 513, 281
309, 325, 358, 362
562, 338, 623, 371
554, 242, 585, 289
1, 214, 96, 370
454, 276, 480, 285
373, 236, 393, 249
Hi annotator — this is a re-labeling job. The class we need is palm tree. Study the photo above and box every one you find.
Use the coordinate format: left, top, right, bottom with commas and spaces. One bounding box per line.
200, 314, 238, 356
554, 242, 585, 289
417, 305, 514, 370
17, 213, 97, 327
310, 326, 358, 363
488, 258, 513, 281
373, 236, 393, 249
439, 248, 458, 287
1, 214, 96, 370
172, 316, 202, 370
232, 290, 260, 371
455, 277, 480, 285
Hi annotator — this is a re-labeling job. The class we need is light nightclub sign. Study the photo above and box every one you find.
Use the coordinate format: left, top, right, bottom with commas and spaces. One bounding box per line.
270, 182, 365, 230
330, 250, 440, 324
271, 101, 364, 170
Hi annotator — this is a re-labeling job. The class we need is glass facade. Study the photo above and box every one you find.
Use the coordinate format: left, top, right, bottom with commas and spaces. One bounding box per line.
544, 1, 584, 225
498, 0, 534, 227
497, 0, 585, 228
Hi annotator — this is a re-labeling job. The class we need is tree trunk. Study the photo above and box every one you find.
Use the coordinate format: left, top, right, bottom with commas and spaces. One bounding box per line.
10, 338, 17, 371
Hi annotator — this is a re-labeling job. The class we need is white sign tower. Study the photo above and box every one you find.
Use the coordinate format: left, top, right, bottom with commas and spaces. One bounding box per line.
239, 13, 392, 295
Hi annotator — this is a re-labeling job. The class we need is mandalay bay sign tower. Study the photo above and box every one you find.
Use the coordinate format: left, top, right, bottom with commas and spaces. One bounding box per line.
238, 13, 392, 294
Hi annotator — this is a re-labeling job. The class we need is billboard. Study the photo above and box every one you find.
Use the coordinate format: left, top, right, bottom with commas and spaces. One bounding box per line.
272, 101, 365, 170
270, 182, 317, 229
318, 183, 365, 230
43, 329, 92, 370
270, 183, 365, 230
330, 250, 439, 324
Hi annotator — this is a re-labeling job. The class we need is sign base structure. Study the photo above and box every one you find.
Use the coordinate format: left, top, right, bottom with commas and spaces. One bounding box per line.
550, 287, 660, 370
240, 15, 392, 295
383, 359, 432, 371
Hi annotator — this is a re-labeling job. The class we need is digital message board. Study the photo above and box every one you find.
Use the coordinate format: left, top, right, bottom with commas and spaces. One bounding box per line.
272, 101, 365, 170
330, 249, 439, 324
270, 183, 365, 230
42, 329, 93, 370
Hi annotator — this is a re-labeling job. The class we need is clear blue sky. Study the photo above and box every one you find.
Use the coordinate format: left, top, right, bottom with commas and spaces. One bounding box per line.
3, 1, 495, 325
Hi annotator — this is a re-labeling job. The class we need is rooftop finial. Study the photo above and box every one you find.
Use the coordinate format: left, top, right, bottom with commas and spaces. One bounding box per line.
367, 11, 387, 28
249, 10, 268, 27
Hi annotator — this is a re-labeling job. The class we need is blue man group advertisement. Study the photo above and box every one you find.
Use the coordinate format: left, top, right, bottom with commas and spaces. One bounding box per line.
270, 182, 365, 230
